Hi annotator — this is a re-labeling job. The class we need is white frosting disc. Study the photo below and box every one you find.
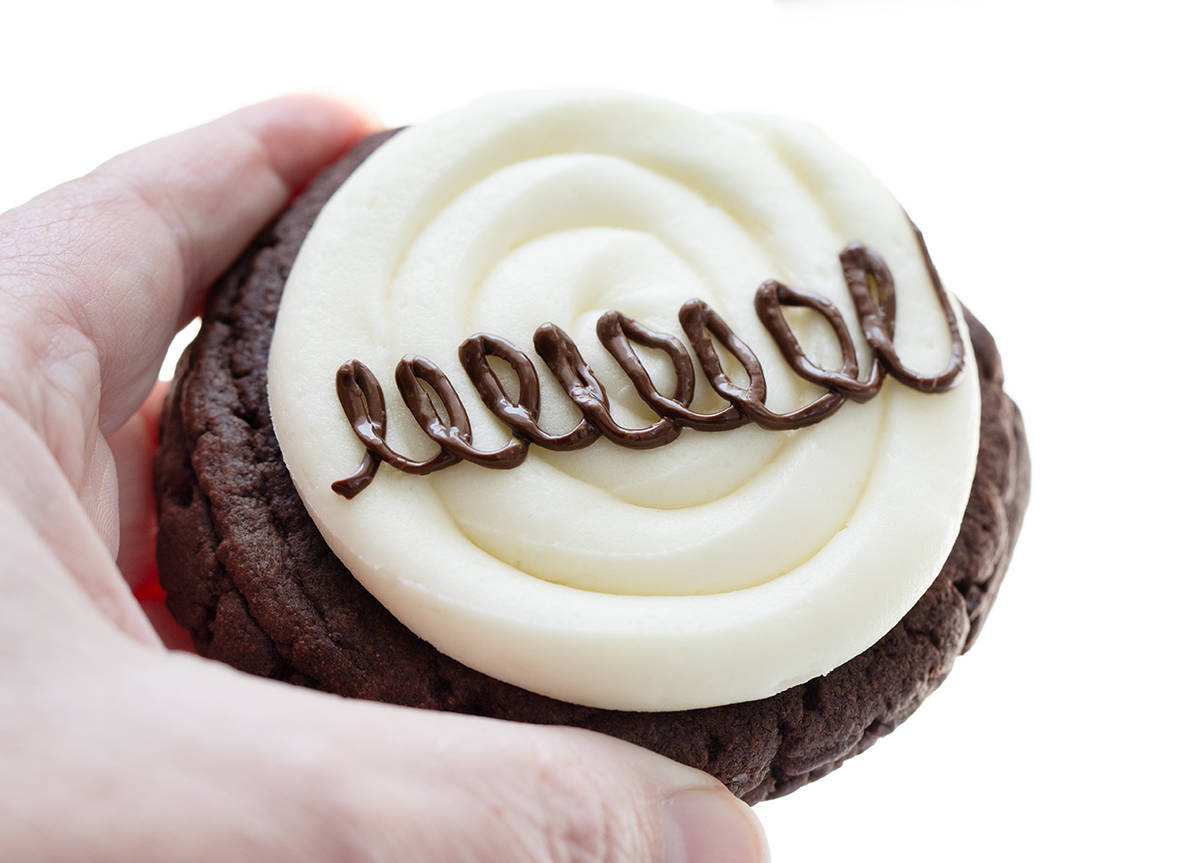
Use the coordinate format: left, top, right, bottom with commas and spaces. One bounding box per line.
268, 90, 981, 711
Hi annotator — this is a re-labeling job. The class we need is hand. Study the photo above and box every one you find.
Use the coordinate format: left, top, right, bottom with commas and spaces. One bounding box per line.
0, 96, 767, 863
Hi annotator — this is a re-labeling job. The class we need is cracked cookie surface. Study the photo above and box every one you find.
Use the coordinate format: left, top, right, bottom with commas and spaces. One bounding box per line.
154, 131, 1030, 803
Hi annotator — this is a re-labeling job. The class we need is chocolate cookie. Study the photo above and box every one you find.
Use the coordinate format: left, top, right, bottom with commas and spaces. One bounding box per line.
155, 130, 1030, 804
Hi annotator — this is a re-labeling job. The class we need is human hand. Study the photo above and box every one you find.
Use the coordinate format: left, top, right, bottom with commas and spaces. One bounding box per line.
0, 96, 767, 863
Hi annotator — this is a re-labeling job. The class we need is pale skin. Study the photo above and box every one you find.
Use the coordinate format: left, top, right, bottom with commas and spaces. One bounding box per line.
0, 96, 767, 863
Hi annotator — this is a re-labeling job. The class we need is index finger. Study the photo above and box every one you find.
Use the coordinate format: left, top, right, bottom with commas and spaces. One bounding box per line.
0, 93, 374, 437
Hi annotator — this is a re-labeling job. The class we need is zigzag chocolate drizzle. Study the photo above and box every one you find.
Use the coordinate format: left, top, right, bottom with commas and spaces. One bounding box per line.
332, 230, 965, 499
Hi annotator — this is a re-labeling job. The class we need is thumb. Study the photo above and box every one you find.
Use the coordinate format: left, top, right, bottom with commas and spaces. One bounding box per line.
233, 661, 771, 863
29, 649, 769, 863
399, 714, 770, 863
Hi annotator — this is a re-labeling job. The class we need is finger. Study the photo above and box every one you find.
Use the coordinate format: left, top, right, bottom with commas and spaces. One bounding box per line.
108, 382, 194, 650
110, 381, 167, 592
16, 652, 768, 862
0, 93, 374, 437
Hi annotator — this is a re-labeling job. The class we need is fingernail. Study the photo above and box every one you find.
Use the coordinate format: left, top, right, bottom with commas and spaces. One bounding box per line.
662, 789, 768, 863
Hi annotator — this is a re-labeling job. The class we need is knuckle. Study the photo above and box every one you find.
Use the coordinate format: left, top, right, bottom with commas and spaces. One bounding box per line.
199, 724, 372, 863
517, 736, 648, 863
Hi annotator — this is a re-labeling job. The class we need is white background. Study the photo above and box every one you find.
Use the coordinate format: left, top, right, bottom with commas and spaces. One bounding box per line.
3, 1, 1197, 859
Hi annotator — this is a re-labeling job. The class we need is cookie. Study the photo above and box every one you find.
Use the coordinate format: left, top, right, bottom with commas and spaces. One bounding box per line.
156, 96, 1029, 803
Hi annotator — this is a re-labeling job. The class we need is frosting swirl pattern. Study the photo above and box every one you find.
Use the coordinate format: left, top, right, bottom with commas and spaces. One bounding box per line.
268, 91, 981, 710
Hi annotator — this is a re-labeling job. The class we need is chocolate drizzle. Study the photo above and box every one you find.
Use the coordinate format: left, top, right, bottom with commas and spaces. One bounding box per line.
332, 229, 965, 498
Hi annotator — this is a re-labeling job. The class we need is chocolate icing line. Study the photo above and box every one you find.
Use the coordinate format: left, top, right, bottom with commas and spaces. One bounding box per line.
332, 234, 964, 497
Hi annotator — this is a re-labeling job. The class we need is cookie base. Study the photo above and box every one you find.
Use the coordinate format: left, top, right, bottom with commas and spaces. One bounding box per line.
154, 132, 1031, 803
